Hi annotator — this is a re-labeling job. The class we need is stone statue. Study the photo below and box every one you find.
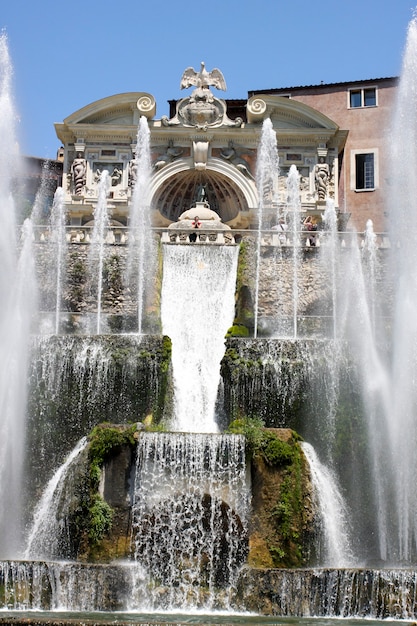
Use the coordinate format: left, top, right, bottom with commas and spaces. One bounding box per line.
180, 62, 226, 103
128, 158, 137, 187
71, 153, 86, 195
220, 141, 253, 178
314, 157, 330, 201
111, 166, 123, 186
196, 184, 208, 204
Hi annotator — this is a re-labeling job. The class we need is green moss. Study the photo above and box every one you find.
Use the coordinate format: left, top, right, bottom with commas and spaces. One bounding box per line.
88, 423, 136, 487
269, 443, 305, 566
88, 494, 113, 545
262, 431, 295, 466
226, 324, 250, 338
228, 417, 300, 467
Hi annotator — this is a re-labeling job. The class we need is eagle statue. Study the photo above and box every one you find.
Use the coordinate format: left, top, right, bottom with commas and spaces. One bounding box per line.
180, 61, 227, 92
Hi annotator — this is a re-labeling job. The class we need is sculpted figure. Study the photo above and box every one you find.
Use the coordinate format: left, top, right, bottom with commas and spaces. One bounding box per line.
180, 61, 226, 103
220, 141, 253, 178
154, 141, 184, 170
314, 157, 330, 201
71, 153, 86, 195
128, 158, 138, 187
111, 165, 123, 186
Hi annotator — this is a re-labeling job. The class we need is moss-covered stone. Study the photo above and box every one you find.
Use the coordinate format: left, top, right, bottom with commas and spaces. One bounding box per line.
235, 425, 316, 569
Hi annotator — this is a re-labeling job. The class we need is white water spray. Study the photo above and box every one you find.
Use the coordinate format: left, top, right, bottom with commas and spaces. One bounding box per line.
254, 118, 279, 338
88, 170, 110, 334
127, 116, 153, 334
286, 165, 302, 338
381, 11, 417, 563
48, 188, 66, 334
0, 34, 38, 557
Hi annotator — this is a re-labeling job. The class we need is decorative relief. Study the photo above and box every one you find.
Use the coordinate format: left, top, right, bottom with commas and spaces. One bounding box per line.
136, 94, 156, 118
219, 141, 254, 179
161, 62, 243, 130
153, 140, 184, 170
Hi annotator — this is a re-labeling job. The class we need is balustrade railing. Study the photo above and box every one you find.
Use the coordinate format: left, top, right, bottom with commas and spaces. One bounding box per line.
29, 225, 392, 249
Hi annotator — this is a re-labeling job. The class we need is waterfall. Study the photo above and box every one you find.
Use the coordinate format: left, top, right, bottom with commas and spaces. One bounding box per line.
126, 116, 153, 334
161, 244, 238, 433
301, 442, 354, 567
130, 432, 250, 611
88, 170, 111, 334
25, 437, 88, 560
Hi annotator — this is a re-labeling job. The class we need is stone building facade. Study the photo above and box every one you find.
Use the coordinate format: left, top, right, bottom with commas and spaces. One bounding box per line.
53, 64, 349, 234
250, 77, 397, 232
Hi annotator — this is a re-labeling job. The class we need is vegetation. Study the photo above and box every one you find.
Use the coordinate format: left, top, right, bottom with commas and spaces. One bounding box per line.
228, 417, 308, 568
88, 422, 136, 488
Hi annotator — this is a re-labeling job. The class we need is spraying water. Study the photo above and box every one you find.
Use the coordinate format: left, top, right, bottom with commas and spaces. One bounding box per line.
381, 10, 417, 563
127, 116, 152, 334
254, 118, 279, 337
88, 170, 110, 334
286, 165, 302, 338
47, 188, 66, 334
0, 34, 38, 557
161, 245, 238, 433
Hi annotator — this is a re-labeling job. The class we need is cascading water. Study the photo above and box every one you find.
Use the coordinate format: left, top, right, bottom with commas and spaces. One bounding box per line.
126, 116, 153, 334
301, 442, 354, 567
88, 170, 111, 334
161, 244, 239, 433
130, 432, 250, 611
254, 118, 279, 338
25, 437, 88, 560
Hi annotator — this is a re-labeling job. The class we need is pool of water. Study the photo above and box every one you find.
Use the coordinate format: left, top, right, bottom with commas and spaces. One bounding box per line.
0, 613, 413, 625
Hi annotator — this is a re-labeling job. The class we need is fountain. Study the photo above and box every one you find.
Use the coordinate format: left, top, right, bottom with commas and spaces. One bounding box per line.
3, 16, 417, 626
88, 170, 111, 334
126, 116, 153, 334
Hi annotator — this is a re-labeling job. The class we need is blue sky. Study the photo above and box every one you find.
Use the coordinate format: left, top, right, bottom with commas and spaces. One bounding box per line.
1, 0, 416, 159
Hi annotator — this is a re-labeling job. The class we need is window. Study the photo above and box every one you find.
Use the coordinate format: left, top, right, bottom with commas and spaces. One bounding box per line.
349, 87, 377, 108
355, 153, 375, 190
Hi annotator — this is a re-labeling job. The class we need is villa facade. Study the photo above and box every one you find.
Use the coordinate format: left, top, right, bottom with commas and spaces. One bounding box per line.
31, 71, 397, 235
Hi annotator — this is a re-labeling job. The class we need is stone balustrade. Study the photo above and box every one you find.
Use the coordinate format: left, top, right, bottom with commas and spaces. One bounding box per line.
30, 226, 392, 249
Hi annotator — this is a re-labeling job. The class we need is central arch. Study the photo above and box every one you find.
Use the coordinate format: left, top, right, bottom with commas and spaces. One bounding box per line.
150, 158, 258, 227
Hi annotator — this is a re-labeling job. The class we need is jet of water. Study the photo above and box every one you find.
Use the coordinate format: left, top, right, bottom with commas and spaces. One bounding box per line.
126, 116, 153, 334
88, 170, 111, 334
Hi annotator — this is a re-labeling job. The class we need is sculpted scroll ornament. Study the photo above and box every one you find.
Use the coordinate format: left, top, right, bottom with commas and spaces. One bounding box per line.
247, 98, 267, 122
136, 94, 156, 118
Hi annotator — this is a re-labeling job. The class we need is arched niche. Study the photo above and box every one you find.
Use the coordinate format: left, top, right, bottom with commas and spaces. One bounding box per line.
151, 159, 257, 226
